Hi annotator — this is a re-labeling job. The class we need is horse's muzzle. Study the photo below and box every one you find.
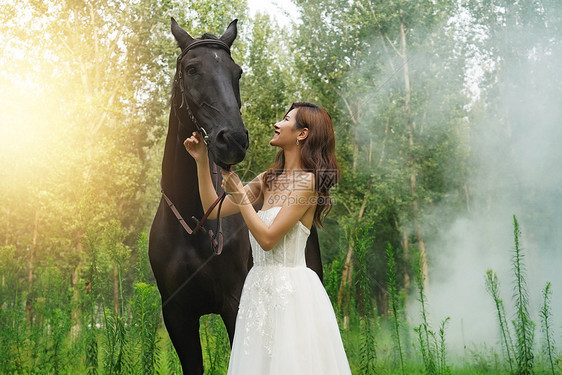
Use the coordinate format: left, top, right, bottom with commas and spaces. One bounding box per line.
213, 128, 249, 166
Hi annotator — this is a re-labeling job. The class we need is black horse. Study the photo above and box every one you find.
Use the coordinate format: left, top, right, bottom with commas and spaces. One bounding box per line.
149, 18, 323, 374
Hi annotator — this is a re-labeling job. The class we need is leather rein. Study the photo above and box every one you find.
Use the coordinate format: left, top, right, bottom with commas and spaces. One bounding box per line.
162, 39, 233, 255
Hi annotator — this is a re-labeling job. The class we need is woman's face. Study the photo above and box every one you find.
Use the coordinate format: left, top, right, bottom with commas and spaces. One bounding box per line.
270, 108, 301, 148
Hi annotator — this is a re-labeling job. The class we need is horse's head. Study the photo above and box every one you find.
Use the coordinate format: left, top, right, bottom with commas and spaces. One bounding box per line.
171, 18, 248, 169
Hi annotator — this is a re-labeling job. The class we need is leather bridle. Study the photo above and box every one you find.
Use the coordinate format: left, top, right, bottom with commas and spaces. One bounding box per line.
162, 39, 233, 255
174, 39, 231, 146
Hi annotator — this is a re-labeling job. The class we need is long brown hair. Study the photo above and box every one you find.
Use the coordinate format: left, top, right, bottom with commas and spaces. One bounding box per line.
265, 102, 339, 227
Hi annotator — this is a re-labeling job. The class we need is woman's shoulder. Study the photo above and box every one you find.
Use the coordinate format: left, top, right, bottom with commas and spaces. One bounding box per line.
295, 170, 316, 190
247, 171, 266, 185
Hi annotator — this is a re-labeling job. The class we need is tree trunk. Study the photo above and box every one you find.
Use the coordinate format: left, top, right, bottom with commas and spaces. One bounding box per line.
395, 215, 411, 292
337, 191, 369, 329
338, 236, 354, 330
399, 18, 429, 291
464, 183, 471, 212
337, 97, 361, 329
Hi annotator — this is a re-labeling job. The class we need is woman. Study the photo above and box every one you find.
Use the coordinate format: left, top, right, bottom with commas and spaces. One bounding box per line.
184, 102, 351, 374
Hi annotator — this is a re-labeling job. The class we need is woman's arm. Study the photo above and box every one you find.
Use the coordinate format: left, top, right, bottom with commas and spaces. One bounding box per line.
185, 131, 263, 219
222, 170, 316, 251
216, 173, 264, 218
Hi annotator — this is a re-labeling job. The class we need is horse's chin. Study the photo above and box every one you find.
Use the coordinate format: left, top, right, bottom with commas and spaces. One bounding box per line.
211, 152, 243, 170
215, 160, 232, 170
210, 147, 246, 170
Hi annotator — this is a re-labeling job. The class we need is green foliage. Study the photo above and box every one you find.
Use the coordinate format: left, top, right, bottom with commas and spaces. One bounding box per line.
130, 283, 161, 374
135, 231, 154, 284
324, 257, 344, 308
85, 322, 99, 375
238, 12, 291, 180
485, 269, 515, 372
511, 216, 535, 375
102, 309, 130, 374
485, 217, 557, 375
200, 314, 231, 374
47, 308, 72, 373
354, 226, 378, 374
387, 243, 405, 375
0, 0, 561, 373
413, 249, 451, 375
466, 343, 504, 374
0, 286, 26, 373
413, 249, 436, 374
539, 282, 556, 375
438, 318, 452, 375
165, 337, 182, 375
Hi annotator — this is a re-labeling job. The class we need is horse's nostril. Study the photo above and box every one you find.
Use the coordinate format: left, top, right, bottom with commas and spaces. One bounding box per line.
216, 129, 249, 151
216, 129, 227, 143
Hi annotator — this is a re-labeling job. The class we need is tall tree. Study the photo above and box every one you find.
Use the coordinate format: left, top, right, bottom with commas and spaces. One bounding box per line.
290, 0, 471, 323
291, 0, 378, 328
238, 12, 291, 179
0, 0, 182, 327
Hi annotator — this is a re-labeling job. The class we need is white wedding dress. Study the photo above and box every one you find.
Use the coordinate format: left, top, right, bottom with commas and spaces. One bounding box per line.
227, 206, 352, 375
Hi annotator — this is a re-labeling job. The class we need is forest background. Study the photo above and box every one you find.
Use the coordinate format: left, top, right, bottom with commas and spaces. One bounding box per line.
1, 0, 561, 373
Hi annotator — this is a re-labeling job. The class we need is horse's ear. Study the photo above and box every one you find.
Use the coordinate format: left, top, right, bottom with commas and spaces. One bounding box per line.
220, 19, 238, 48
171, 17, 194, 50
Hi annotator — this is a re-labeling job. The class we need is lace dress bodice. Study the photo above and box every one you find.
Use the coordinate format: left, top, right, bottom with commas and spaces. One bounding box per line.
250, 206, 310, 268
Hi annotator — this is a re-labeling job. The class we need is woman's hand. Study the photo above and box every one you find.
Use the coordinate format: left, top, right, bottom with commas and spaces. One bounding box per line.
184, 131, 208, 163
220, 169, 248, 205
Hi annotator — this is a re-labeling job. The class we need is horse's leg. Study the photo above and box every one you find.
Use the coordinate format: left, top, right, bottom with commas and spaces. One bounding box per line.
162, 304, 204, 375
220, 302, 238, 345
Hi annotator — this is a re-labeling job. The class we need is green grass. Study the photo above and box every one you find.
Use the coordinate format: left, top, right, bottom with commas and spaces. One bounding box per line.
0, 301, 558, 374
0, 218, 559, 374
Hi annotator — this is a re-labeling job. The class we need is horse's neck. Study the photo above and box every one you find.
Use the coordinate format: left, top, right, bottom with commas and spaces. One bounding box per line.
161, 111, 178, 191
161, 112, 201, 214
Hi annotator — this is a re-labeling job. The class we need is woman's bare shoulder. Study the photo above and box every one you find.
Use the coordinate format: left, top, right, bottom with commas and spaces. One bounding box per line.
293, 170, 316, 191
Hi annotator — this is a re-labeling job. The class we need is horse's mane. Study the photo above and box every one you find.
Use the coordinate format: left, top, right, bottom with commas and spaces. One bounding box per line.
200, 33, 219, 40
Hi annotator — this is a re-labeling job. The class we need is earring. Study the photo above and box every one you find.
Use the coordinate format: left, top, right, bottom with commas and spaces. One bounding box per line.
296, 139, 300, 145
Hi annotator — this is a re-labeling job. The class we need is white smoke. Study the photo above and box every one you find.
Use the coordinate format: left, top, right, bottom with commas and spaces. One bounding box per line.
416, 10, 562, 359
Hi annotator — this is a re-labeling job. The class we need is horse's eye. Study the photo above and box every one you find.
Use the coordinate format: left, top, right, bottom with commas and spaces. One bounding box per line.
186, 66, 198, 75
